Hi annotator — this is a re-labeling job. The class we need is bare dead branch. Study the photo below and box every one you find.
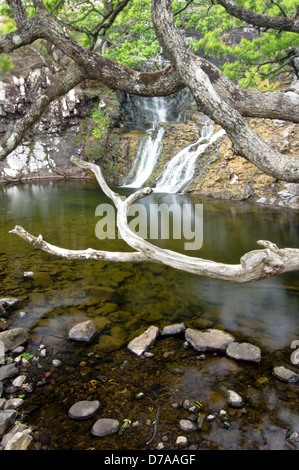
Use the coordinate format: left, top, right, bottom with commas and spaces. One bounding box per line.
9, 156, 299, 283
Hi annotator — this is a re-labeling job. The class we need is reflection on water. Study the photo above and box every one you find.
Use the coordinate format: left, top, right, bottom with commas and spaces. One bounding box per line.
0, 180, 298, 450
1, 180, 298, 348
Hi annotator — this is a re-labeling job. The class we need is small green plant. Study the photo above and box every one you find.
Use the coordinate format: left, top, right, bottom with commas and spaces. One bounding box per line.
121, 418, 132, 429
20, 352, 34, 361
0, 318, 7, 323
193, 400, 204, 416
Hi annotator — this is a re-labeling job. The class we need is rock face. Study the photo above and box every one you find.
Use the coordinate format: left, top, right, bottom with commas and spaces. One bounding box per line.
127, 326, 159, 357
226, 342, 261, 363
91, 418, 120, 437
0, 328, 28, 353
68, 400, 101, 420
68, 320, 97, 342
185, 328, 235, 353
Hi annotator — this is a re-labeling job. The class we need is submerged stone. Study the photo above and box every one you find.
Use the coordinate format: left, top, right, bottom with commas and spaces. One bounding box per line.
68, 400, 101, 420
185, 328, 235, 353
91, 418, 120, 437
68, 320, 97, 342
226, 341, 261, 363
127, 325, 159, 357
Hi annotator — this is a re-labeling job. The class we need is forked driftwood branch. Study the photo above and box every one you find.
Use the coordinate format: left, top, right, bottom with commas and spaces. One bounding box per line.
9, 156, 299, 283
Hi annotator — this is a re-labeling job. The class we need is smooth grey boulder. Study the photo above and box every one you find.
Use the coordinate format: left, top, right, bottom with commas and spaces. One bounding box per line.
185, 328, 235, 353
0, 328, 28, 353
127, 325, 159, 357
0, 410, 17, 438
0, 364, 18, 381
226, 341, 261, 363
160, 323, 186, 336
68, 400, 101, 420
273, 366, 299, 383
68, 320, 97, 342
91, 418, 120, 437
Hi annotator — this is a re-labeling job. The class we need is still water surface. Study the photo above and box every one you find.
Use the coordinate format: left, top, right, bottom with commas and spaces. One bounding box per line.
0, 180, 298, 450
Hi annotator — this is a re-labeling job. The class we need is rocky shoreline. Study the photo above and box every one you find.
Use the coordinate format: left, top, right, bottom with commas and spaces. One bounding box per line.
1, 299, 298, 451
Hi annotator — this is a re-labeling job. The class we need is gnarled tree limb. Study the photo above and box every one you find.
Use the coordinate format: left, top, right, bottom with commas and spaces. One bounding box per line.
9, 157, 299, 283
151, 0, 299, 182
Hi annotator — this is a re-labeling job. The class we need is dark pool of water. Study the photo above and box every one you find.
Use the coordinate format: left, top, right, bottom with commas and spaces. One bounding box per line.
0, 180, 298, 450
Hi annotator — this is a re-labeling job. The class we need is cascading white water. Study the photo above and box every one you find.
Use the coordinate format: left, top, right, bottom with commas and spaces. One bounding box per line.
123, 96, 169, 188
154, 119, 226, 194
122, 92, 226, 192
123, 126, 166, 188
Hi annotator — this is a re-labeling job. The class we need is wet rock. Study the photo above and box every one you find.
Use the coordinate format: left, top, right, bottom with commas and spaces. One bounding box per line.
197, 414, 205, 430
0, 410, 17, 438
0, 298, 22, 311
0, 382, 2, 397
23, 271, 34, 278
0, 399, 5, 410
156, 442, 164, 450
91, 418, 120, 437
4, 430, 33, 450
52, 359, 62, 368
185, 328, 235, 353
68, 320, 97, 342
1, 423, 29, 448
160, 323, 186, 336
0, 319, 7, 331
0, 328, 28, 352
226, 341, 261, 363
273, 366, 299, 383
12, 375, 26, 388
176, 436, 188, 447
227, 390, 244, 408
68, 400, 101, 420
179, 419, 197, 432
11, 346, 25, 355
127, 325, 159, 357
4, 398, 24, 410
0, 364, 18, 381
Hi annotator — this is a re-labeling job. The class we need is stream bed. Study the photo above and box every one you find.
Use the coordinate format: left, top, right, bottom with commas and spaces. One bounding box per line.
0, 179, 298, 450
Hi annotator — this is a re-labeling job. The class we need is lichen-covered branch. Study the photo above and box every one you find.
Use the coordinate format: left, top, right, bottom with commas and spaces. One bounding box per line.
217, 0, 299, 33
9, 157, 299, 283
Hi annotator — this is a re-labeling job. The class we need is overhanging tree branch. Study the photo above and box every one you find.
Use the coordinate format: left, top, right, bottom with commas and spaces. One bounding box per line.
151, 0, 299, 182
217, 0, 299, 33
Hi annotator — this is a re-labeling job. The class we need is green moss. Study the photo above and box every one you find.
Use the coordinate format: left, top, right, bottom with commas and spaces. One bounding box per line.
76, 85, 119, 162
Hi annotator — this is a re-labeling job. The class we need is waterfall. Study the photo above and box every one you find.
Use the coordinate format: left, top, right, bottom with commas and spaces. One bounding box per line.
154, 120, 226, 194
121, 91, 226, 192
123, 96, 169, 188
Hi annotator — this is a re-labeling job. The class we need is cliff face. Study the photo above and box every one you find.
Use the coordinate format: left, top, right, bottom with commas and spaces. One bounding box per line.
0, 68, 92, 181
0, 67, 120, 182
0, 68, 298, 209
